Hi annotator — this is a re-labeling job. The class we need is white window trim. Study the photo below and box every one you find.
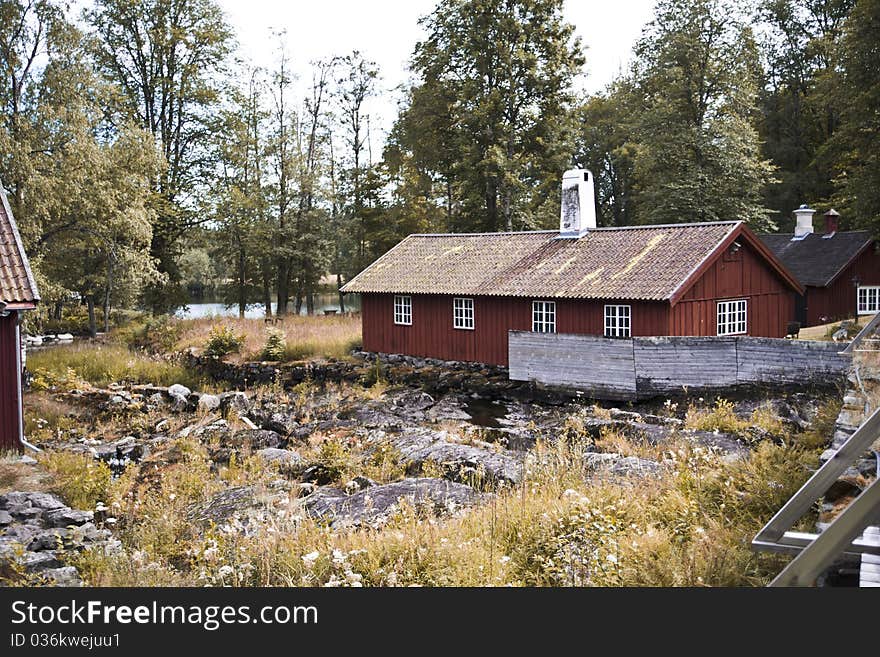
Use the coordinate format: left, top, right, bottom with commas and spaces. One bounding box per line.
393, 295, 412, 326
453, 297, 475, 330
532, 300, 557, 334
857, 285, 880, 315
604, 304, 632, 338
717, 298, 747, 336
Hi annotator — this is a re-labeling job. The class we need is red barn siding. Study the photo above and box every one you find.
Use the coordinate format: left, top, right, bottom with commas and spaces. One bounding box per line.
359, 236, 799, 364
362, 294, 670, 366
804, 245, 880, 326
672, 241, 795, 337
0, 312, 22, 451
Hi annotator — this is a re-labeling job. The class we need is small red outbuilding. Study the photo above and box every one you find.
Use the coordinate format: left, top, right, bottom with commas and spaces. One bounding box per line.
0, 185, 40, 452
342, 170, 804, 367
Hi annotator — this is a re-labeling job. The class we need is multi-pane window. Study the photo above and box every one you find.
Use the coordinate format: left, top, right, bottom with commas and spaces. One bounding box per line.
858, 286, 880, 315
393, 295, 412, 325
453, 297, 475, 330
604, 304, 631, 338
532, 300, 556, 333
717, 299, 747, 336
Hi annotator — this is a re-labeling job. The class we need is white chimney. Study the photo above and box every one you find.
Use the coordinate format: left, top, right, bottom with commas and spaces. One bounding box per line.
792, 204, 815, 239
559, 168, 596, 238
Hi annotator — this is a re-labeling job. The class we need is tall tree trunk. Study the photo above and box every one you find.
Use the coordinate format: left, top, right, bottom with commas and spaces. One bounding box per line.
103, 259, 114, 335
261, 258, 273, 318
86, 297, 97, 338
337, 273, 346, 313
237, 243, 247, 318
485, 176, 498, 231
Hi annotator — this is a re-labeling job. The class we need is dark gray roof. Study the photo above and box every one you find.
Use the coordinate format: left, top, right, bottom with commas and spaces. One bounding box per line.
759, 231, 874, 287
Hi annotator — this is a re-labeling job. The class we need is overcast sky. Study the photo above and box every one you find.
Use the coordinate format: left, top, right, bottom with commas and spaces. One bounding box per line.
216, 0, 658, 152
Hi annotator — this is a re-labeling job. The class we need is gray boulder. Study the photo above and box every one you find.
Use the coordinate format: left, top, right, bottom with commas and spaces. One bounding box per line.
583, 452, 662, 478
197, 393, 222, 412
220, 391, 252, 417
186, 486, 261, 525
42, 566, 83, 587
381, 428, 523, 486
44, 508, 94, 528
1, 492, 67, 512
256, 448, 303, 475
168, 383, 192, 398
302, 478, 482, 528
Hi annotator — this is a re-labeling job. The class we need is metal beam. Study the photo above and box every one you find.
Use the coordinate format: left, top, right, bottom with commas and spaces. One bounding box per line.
752, 531, 880, 557
841, 312, 880, 355
753, 407, 880, 543
769, 475, 880, 586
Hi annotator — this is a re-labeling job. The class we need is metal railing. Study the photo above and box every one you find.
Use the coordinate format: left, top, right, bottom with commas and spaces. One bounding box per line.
840, 313, 880, 355
752, 407, 880, 586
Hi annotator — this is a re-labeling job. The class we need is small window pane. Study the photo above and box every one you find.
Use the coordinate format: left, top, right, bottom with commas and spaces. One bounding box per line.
604, 304, 631, 338
717, 299, 747, 335
394, 295, 412, 325
453, 298, 474, 330
532, 301, 556, 333
858, 286, 880, 314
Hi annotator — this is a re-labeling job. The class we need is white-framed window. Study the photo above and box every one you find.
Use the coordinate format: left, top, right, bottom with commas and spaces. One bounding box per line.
453, 297, 475, 330
393, 295, 412, 325
604, 304, 631, 338
717, 299, 747, 336
858, 286, 880, 315
532, 300, 556, 333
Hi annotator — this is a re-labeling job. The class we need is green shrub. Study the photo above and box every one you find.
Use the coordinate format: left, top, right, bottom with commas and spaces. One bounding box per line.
260, 328, 287, 361
684, 398, 747, 434
123, 316, 181, 354
204, 324, 245, 358
27, 343, 204, 389
39, 451, 112, 509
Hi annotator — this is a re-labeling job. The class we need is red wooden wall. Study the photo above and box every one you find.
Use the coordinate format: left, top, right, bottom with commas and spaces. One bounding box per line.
360, 237, 799, 365
0, 312, 22, 452
804, 245, 880, 326
361, 294, 670, 367
671, 240, 795, 337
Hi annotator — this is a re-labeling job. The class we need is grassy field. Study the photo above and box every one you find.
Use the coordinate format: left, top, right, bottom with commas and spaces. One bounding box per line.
27, 342, 206, 389
128, 314, 362, 363
797, 313, 876, 341
10, 390, 835, 587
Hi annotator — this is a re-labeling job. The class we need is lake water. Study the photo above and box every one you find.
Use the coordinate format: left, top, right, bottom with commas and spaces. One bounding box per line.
176, 293, 361, 319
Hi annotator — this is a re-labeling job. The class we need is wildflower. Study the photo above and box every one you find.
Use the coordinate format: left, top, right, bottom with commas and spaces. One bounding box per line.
302, 550, 320, 568
499, 556, 511, 565
217, 565, 234, 579
606, 554, 618, 565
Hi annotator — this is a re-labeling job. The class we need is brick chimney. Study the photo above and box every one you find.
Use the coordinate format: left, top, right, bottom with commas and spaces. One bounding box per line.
823, 208, 840, 236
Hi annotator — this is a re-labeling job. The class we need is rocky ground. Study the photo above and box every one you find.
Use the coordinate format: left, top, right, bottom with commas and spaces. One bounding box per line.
1, 354, 839, 586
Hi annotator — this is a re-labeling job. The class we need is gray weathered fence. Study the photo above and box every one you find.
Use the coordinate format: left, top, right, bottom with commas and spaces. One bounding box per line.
508, 331, 849, 399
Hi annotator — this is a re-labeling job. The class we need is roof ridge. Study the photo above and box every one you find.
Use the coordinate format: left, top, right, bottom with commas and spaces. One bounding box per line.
408, 221, 741, 239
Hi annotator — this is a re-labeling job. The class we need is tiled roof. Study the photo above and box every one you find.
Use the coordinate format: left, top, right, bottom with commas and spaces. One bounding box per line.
0, 186, 39, 308
341, 222, 744, 301
759, 231, 874, 287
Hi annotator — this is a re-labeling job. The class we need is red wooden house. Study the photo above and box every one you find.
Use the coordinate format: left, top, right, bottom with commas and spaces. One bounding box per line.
760, 206, 880, 327
341, 169, 804, 367
0, 186, 39, 451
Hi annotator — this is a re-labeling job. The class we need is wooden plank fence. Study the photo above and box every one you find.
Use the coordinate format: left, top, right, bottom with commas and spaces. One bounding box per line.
509, 331, 849, 399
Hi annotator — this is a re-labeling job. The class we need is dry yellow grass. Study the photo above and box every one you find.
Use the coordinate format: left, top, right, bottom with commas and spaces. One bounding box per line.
172, 315, 362, 362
